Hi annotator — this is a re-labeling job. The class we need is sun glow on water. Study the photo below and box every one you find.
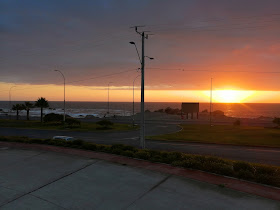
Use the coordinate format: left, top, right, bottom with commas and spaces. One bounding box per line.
203, 90, 256, 103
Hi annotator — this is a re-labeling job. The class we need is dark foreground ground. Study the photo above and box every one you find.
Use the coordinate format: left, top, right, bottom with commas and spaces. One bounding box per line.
1, 146, 279, 209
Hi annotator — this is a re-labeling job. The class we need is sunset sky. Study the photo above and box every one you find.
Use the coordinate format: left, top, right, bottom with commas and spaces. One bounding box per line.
1, 0, 280, 103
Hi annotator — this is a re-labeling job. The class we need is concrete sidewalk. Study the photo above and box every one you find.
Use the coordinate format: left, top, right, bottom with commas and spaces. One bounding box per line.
0, 146, 279, 209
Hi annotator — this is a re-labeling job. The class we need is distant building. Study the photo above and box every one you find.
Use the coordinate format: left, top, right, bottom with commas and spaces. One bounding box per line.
181, 102, 199, 119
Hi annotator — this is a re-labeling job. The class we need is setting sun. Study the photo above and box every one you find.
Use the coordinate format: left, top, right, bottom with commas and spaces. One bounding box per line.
202, 90, 256, 103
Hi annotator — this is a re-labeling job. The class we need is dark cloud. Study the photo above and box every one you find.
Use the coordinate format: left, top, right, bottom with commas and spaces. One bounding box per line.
1, 0, 280, 90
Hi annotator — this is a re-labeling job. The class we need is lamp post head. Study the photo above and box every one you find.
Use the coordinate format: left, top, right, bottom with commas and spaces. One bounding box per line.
129, 41, 136, 45
145, 56, 154, 60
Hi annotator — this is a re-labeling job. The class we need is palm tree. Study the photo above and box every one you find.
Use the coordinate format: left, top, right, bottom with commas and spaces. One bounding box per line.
24, 102, 34, 121
12, 104, 25, 120
35, 97, 49, 123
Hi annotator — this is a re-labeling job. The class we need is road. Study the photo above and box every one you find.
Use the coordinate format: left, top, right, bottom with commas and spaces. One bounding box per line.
0, 125, 280, 166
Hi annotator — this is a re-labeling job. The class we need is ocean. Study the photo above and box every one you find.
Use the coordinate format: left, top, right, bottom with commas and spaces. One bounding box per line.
0, 101, 279, 119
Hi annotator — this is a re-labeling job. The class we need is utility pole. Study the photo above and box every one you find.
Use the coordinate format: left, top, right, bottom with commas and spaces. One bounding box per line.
107, 82, 112, 115
130, 26, 153, 149
9, 86, 16, 120
54, 70, 66, 123
132, 75, 140, 126
210, 78, 213, 126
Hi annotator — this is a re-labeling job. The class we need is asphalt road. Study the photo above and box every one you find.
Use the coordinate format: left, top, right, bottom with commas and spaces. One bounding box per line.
1, 125, 280, 166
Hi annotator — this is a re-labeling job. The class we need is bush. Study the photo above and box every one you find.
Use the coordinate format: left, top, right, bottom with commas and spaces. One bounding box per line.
233, 161, 255, 173
72, 139, 84, 146
121, 150, 135, 157
212, 110, 225, 117
203, 162, 233, 176
233, 119, 241, 126
237, 170, 254, 180
2, 136, 280, 188
96, 120, 114, 129
201, 109, 208, 113
65, 118, 81, 128
154, 109, 164, 113
134, 150, 150, 160
165, 107, 181, 115
273, 117, 280, 127
44, 113, 63, 123
82, 143, 97, 151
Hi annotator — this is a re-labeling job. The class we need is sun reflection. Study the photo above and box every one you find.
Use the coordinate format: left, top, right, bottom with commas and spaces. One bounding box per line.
202, 90, 256, 103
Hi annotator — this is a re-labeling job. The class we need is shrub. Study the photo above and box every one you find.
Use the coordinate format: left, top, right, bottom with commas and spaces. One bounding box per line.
150, 155, 163, 162
255, 174, 280, 186
65, 118, 81, 128
96, 144, 111, 152
233, 119, 241, 126
212, 110, 225, 117
2, 136, 280, 188
121, 150, 135, 157
134, 150, 150, 160
173, 159, 203, 170
254, 164, 278, 176
203, 162, 233, 176
237, 169, 254, 180
272, 117, 280, 127
72, 139, 84, 146
201, 109, 208, 113
44, 113, 63, 123
233, 161, 255, 173
82, 143, 97, 151
154, 109, 164, 113
166, 151, 182, 162
96, 120, 114, 129
165, 107, 181, 115
111, 144, 138, 153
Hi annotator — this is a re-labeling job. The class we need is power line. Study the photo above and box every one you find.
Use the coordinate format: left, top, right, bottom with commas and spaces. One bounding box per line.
146, 13, 280, 28
0, 68, 139, 93
147, 68, 280, 74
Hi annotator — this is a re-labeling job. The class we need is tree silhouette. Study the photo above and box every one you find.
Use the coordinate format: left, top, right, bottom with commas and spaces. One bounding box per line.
23, 102, 34, 121
12, 104, 25, 120
35, 97, 49, 123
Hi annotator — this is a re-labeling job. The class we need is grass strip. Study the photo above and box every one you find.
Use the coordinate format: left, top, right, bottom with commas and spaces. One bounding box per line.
0, 136, 279, 188
0, 119, 136, 132
149, 124, 280, 147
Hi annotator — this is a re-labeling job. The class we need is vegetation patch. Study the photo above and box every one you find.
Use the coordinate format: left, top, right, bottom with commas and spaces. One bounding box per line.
149, 124, 280, 147
1, 136, 280, 188
0, 119, 135, 132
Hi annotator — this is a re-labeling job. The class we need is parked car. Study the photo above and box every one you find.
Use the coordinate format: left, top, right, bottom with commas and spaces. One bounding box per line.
52, 136, 75, 141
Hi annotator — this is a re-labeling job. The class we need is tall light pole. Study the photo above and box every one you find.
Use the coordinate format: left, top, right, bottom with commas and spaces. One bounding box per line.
132, 75, 140, 126
107, 82, 113, 114
54, 70, 66, 122
210, 78, 213, 126
9, 86, 16, 120
130, 26, 154, 149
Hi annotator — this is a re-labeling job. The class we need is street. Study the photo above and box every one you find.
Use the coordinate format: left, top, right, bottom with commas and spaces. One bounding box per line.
1, 124, 280, 166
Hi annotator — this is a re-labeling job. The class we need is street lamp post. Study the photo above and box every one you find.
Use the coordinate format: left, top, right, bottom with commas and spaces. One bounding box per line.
132, 75, 140, 126
107, 82, 113, 115
54, 70, 66, 122
9, 86, 16, 120
130, 38, 154, 149
210, 78, 213, 126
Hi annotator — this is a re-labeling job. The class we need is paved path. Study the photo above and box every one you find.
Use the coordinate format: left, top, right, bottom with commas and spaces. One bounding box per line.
0, 147, 279, 209
1, 126, 280, 166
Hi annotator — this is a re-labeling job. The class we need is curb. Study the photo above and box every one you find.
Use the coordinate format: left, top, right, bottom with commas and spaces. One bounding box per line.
1, 141, 280, 201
